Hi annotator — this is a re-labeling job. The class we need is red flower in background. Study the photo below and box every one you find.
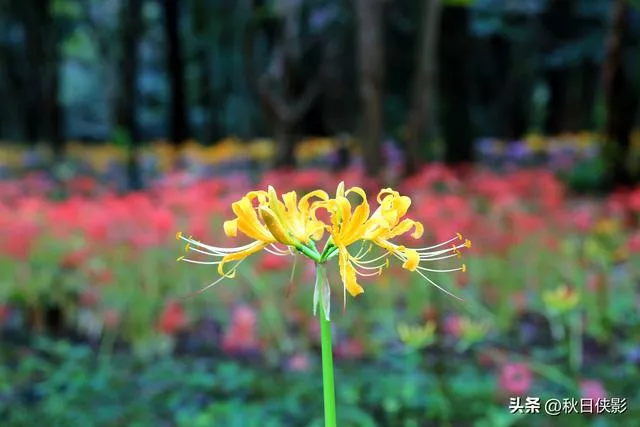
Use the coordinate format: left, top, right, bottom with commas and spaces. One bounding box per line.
628, 188, 640, 212
61, 249, 89, 269
0, 305, 10, 326
259, 251, 291, 271
158, 300, 187, 335
1, 219, 38, 259
628, 232, 640, 254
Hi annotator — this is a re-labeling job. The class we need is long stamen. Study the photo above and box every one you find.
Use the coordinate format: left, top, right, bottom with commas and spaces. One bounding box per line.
186, 245, 224, 257
414, 268, 464, 301
352, 241, 371, 259
269, 243, 291, 254
417, 252, 460, 262
417, 264, 466, 273
264, 246, 290, 256
177, 257, 223, 265
388, 251, 464, 300
353, 251, 388, 264
417, 242, 468, 258
352, 258, 388, 271
353, 267, 383, 277
413, 234, 465, 251
178, 232, 262, 254
183, 259, 246, 298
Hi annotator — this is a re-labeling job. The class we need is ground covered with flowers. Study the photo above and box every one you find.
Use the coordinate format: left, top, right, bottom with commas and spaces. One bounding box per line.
1, 151, 640, 426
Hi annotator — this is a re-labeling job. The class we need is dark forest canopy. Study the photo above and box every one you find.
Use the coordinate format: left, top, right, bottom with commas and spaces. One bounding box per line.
0, 0, 639, 183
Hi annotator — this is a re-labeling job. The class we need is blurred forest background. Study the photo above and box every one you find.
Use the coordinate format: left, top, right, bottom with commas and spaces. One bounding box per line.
2, 1, 640, 426
1, 0, 639, 185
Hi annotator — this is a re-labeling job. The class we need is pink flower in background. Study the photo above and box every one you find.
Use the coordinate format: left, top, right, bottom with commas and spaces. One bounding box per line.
222, 305, 260, 353
335, 338, 364, 359
499, 362, 533, 395
103, 309, 120, 330
574, 208, 594, 232
79, 289, 101, 307
287, 353, 310, 372
444, 314, 462, 337
580, 379, 607, 401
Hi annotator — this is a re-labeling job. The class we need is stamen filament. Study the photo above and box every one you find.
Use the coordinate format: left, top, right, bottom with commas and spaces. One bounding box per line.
413, 234, 462, 251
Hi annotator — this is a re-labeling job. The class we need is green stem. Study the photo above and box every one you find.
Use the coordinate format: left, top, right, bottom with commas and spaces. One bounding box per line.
297, 243, 321, 263
568, 312, 582, 376
320, 237, 335, 260
320, 292, 337, 427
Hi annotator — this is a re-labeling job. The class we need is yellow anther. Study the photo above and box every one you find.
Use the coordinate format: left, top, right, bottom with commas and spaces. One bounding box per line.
465, 239, 471, 248
462, 264, 467, 273
176, 231, 182, 240
176, 256, 184, 261
185, 243, 190, 252
457, 232, 463, 240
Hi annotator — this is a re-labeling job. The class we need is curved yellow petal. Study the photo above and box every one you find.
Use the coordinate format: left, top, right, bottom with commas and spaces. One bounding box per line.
267, 185, 288, 221
338, 247, 364, 297
387, 218, 424, 240
309, 222, 326, 241
391, 195, 412, 218
345, 186, 366, 203
411, 222, 424, 239
231, 198, 273, 242
282, 191, 298, 216
259, 206, 295, 246
223, 219, 238, 237
245, 190, 269, 205
377, 188, 399, 204
299, 190, 329, 212
217, 241, 268, 276
341, 199, 370, 245
401, 248, 419, 271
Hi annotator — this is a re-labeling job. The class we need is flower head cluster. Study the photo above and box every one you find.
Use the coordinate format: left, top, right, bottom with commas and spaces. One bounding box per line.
177, 182, 471, 319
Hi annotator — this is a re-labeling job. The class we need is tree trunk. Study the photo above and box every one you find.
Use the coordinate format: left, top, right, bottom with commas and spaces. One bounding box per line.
163, 0, 189, 146
20, 0, 46, 144
321, 38, 353, 171
192, 0, 221, 144
252, 3, 323, 169
541, 0, 574, 135
405, 0, 442, 177
603, 0, 637, 187
117, 0, 143, 191
197, 49, 220, 143
439, 5, 473, 165
43, 0, 63, 159
579, 60, 599, 130
356, 0, 385, 180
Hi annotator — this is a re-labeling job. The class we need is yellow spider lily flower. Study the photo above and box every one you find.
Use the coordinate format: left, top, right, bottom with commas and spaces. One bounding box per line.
318, 182, 471, 308
542, 285, 580, 315
176, 186, 327, 295
398, 320, 437, 349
